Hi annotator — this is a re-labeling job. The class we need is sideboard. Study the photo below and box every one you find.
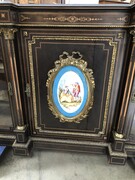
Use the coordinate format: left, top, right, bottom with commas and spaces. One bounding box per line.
0, 3, 135, 165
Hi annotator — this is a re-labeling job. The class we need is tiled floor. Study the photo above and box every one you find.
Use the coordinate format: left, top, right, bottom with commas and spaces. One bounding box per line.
0, 149, 134, 180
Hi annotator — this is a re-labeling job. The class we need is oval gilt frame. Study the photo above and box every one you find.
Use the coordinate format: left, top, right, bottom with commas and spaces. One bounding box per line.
46, 52, 95, 123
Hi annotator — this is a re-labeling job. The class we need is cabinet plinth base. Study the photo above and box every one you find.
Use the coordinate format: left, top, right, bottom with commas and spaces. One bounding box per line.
108, 144, 127, 165
14, 126, 28, 143
12, 139, 32, 156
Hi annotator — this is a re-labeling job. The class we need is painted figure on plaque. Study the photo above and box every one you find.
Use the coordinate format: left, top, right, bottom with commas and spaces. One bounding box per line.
58, 71, 83, 113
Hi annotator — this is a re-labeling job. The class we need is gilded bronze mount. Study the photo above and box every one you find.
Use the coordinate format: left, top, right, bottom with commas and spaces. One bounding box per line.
46, 51, 95, 123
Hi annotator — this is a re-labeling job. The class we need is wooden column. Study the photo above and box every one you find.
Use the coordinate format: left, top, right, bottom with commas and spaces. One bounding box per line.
108, 29, 135, 165
1, 28, 28, 143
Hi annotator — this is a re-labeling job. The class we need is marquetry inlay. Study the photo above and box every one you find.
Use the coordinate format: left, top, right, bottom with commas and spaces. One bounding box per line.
43, 16, 103, 23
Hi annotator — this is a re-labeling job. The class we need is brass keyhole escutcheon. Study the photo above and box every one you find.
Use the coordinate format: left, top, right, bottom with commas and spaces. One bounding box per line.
131, 90, 135, 103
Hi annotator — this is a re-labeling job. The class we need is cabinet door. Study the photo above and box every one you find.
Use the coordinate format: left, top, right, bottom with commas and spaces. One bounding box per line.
0, 35, 13, 131
21, 28, 128, 142
125, 76, 135, 144
0, 29, 24, 135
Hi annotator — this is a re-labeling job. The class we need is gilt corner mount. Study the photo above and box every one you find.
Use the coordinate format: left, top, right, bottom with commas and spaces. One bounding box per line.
46, 51, 95, 123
